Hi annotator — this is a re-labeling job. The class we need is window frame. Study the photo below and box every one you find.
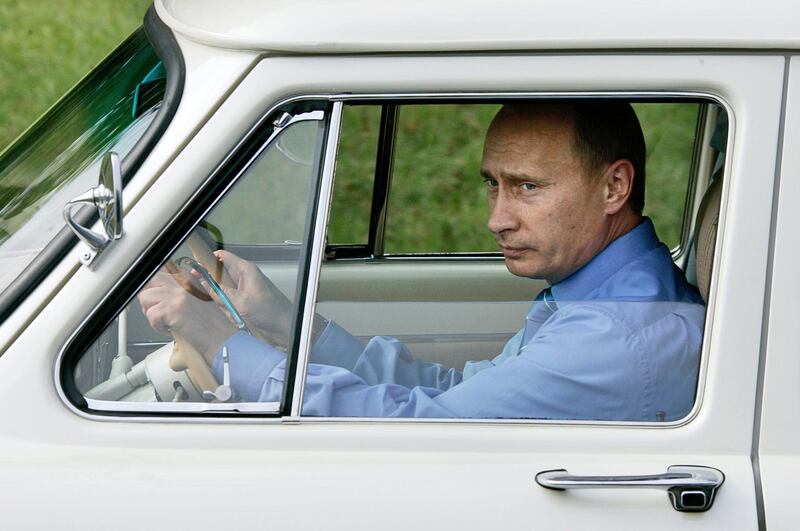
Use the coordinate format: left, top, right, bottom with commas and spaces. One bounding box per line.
56, 90, 730, 427
295, 91, 729, 426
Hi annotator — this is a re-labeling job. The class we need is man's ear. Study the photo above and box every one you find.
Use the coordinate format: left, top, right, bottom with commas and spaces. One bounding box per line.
602, 159, 635, 215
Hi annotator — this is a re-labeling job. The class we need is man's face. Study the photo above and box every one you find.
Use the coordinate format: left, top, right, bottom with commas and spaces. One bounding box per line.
480, 108, 610, 284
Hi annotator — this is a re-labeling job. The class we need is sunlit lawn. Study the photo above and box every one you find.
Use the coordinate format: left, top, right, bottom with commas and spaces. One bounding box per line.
0, 0, 151, 148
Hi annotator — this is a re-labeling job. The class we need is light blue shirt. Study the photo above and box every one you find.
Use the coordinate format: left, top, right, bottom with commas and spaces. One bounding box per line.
214, 218, 704, 421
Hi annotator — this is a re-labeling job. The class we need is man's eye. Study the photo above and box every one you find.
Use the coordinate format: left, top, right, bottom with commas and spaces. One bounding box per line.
483, 178, 498, 189
521, 182, 537, 191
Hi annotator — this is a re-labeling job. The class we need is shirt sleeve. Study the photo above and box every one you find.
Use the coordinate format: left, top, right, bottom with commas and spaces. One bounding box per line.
211, 319, 468, 403
308, 321, 464, 390
214, 306, 651, 420
211, 331, 284, 402
422, 304, 647, 420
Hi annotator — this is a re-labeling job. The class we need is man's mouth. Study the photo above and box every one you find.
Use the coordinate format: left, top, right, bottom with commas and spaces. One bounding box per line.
499, 246, 527, 258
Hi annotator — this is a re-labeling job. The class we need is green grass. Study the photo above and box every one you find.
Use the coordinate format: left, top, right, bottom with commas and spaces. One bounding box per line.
0, 0, 151, 149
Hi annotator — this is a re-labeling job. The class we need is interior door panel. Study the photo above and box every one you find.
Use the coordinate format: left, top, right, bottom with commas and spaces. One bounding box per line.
316, 260, 542, 368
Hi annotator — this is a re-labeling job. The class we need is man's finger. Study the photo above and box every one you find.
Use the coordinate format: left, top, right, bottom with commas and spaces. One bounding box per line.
199, 278, 243, 319
214, 250, 250, 284
166, 267, 212, 301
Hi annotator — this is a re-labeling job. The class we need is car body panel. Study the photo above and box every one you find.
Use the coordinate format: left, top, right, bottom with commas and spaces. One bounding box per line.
157, 0, 800, 53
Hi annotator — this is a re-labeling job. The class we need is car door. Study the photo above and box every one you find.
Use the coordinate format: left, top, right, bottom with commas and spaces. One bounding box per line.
0, 52, 782, 529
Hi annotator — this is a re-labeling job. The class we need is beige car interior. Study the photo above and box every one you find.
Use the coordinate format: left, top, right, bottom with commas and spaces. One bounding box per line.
694, 175, 722, 304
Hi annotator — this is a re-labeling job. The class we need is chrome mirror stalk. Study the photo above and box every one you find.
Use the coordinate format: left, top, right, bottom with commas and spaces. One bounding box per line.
63, 151, 123, 266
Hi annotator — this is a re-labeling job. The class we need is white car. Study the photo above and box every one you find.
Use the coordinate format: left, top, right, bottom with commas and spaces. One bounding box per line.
0, 0, 796, 528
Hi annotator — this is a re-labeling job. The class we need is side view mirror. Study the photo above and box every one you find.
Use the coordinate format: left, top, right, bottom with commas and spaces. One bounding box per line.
63, 151, 123, 266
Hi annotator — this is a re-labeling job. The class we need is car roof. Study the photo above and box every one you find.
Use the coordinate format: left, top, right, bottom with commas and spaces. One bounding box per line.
156, 0, 800, 53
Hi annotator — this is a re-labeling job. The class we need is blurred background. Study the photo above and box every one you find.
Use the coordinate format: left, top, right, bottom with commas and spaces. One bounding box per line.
0, 0, 696, 251
0, 0, 151, 149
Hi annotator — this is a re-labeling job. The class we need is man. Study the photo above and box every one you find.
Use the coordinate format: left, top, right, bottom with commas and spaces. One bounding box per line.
140, 102, 704, 420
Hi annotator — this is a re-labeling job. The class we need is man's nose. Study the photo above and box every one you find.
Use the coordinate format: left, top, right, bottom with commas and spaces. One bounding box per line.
487, 191, 519, 235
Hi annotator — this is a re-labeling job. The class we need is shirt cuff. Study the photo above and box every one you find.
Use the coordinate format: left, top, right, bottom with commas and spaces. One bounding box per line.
212, 331, 285, 402
309, 320, 365, 370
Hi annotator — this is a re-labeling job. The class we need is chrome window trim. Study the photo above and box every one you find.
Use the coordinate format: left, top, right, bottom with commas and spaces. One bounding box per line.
56, 89, 732, 428
85, 398, 280, 414
290, 102, 343, 417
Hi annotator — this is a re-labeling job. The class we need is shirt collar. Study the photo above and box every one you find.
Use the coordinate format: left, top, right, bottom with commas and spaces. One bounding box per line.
549, 217, 661, 302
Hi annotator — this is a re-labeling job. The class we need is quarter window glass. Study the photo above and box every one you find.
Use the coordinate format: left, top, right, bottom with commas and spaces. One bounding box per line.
73, 115, 326, 412
0, 30, 165, 297
206, 120, 319, 245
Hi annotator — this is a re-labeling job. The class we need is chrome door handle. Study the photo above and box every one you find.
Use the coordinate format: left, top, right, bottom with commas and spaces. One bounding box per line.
536, 465, 724, 512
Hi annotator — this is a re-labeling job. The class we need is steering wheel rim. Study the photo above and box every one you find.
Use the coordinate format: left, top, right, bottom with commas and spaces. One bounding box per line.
165, 231, 235, 400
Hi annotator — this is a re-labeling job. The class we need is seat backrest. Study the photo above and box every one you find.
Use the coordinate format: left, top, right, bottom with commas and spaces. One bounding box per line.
694, 177, 723, 304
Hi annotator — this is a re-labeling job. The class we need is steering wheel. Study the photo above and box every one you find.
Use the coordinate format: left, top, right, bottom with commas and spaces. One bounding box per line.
83, 231, 246, 403
165, 232, 237, 400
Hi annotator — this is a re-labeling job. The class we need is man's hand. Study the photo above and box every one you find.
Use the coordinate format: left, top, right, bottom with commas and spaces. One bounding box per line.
203, 250, 295, 348
138, 269, 237, 364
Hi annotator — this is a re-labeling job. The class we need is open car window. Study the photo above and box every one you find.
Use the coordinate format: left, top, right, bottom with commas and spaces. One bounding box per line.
301, 98, 721, 421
